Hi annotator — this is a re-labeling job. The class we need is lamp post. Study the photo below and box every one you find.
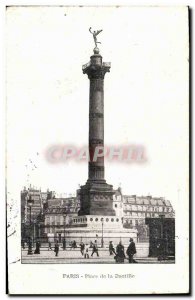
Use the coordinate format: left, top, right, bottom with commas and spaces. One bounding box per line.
38, 223, 41, 239
101, 218, 104, 248
27, 195, 34, 255
21, 220, 25, 243
63, 213, 67, 250
33, 220, 36, 244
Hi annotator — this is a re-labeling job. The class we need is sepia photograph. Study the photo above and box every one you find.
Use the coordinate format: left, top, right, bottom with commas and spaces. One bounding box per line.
6, 5, 189, 294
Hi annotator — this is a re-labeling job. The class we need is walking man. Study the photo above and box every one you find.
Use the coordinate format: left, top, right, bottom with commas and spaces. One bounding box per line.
126, 238, 137, 263
91, 240, 99, 257
54, 240, 59, 257
84, 243, 89, 259
109, 241, 116, 255
80, 242, 85, 256
62, 238, 66, 251
48, 241, 52, 251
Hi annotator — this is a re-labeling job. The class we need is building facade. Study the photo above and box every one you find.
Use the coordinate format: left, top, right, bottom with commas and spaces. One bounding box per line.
21, 185, 175, 244
122, 195, 175, 228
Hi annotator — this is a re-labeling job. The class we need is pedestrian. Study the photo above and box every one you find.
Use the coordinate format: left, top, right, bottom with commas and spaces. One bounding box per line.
80, 242, 85, 256
109, 241, 116, 255
72, 240, 77, 248
54, 240, 59, 257
115, 241, 126, 263
126, 238, 137, 263
21, 240, 25, 249
48, 241, 52, 251
62, 239, 66, 251
84, 243, 89, 259
34, 241, 40, 254
28, 237, 32, 252
157, 241, 166, 261
91, 240, 99, 257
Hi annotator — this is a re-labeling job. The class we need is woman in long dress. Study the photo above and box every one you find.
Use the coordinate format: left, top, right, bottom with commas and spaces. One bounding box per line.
115, 241, 126, 263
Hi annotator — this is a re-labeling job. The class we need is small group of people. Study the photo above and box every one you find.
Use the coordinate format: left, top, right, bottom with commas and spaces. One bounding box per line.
80, 240, 99, 259
114, 238, 137, 263
48, 238, 77, 253
52, 239, 78, 256
71, 240, 77, 249
79, 238, 137, 262
23, 237, 137, 262
22, 239, 41, 255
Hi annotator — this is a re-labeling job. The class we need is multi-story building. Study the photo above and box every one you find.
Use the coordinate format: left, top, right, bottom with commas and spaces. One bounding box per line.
47, 197, 80, 214
21, 186, 55, 223
21, 186, 56, 241
21, 185, 175, 244
113, 188, 123, 217
122, 195, 175, 228
43, 206, 71, 242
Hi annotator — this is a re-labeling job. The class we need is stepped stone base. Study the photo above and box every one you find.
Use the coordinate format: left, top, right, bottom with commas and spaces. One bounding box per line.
47, 215, 142, 252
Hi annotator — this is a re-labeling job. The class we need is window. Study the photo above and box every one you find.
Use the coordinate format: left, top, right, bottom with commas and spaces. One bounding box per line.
115, 204, 117, 208
90, 218, 93, 221
95, 218, 98, 222
106, 218, 109, 222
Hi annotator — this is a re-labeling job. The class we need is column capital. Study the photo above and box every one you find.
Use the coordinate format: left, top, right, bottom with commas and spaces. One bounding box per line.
82, 55, 111, 80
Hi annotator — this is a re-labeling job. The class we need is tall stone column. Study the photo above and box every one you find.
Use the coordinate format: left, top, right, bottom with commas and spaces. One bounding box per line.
78, 48, 115, 216
84, 48, 109, 182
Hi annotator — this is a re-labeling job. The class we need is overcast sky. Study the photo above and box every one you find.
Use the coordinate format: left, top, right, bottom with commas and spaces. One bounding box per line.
6, 6, 189, 208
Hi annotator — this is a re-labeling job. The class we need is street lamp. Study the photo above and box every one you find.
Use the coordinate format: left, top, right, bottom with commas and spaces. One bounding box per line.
63, 213, 67, 250
27, 195, 34, 255
38, 223, 41, 239
33, 220, 36, 244
101, 218, 104, 248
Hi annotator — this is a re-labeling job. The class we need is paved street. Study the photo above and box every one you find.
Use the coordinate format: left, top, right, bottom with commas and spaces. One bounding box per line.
21, 248, 175, 264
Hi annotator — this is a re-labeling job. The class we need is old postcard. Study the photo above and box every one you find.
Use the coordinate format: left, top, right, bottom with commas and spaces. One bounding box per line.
6, 5, 189, 294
